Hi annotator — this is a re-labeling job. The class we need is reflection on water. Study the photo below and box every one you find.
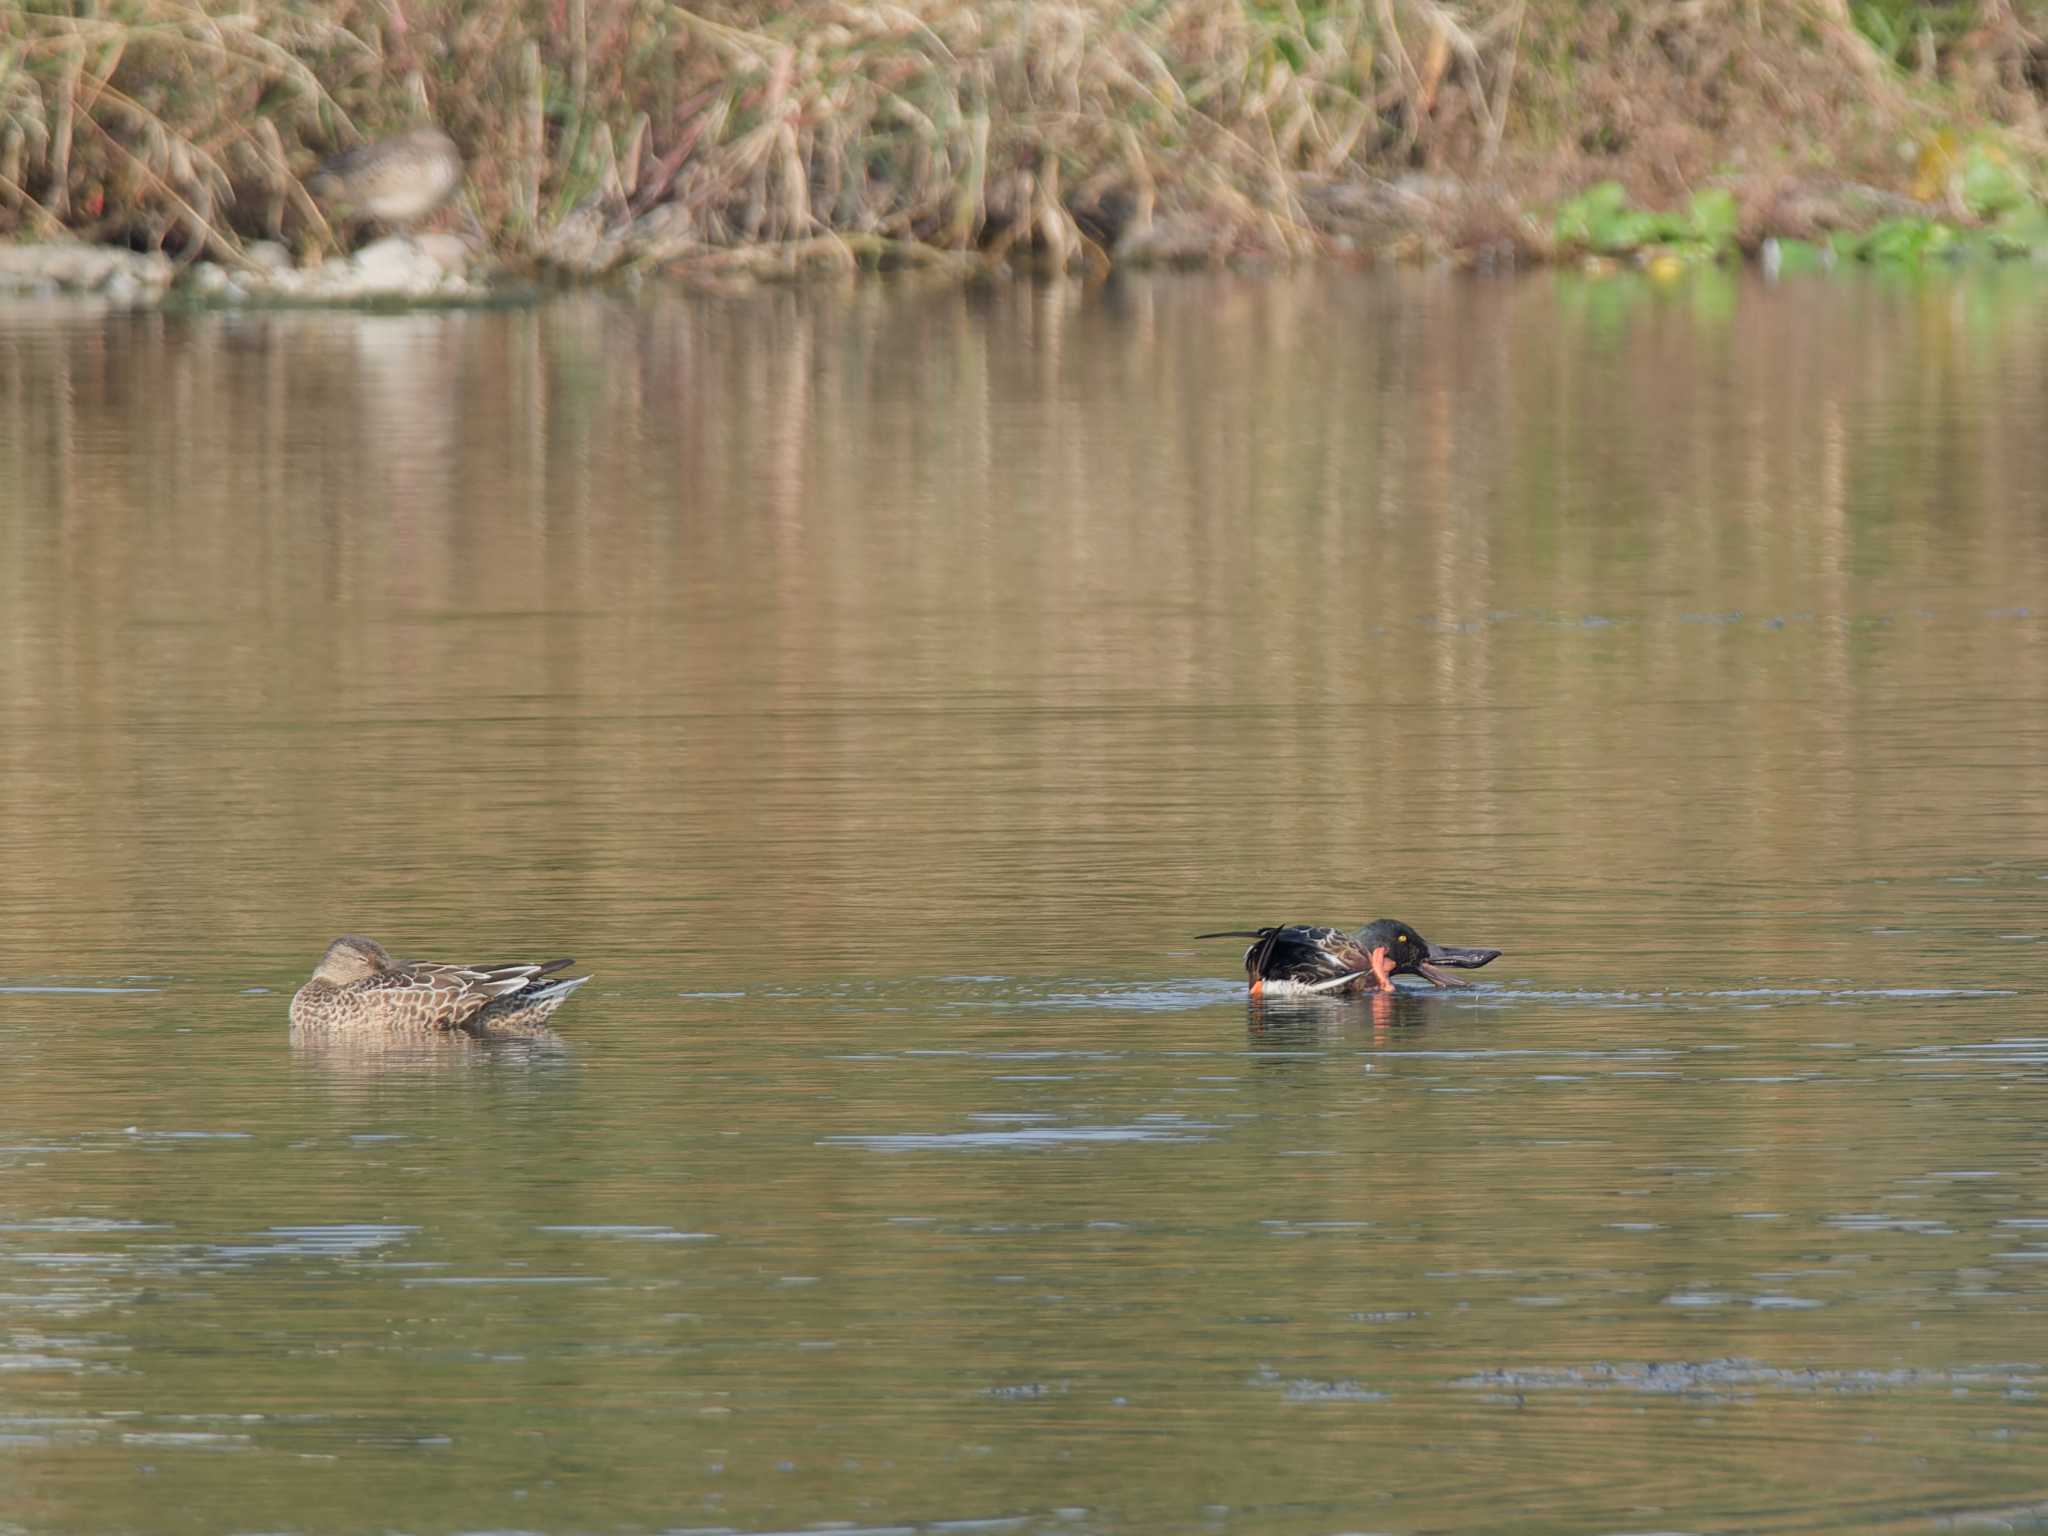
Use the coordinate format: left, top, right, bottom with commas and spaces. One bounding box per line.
287, 1022, 573, 1078
2, 270, 2047, 1534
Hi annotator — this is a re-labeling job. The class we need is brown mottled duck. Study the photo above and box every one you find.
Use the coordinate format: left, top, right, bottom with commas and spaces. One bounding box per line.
289, 936, 589, 1035
306, 128, 464, 229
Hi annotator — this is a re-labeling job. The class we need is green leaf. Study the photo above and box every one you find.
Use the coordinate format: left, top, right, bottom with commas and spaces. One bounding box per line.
1960, 145, 2028, 218
1685, 187, 1739, 250
1553, 181, 1631, 248
1594, 208, 1663, 252
1989, 203, 2048, 257
1851, 2, 1900, 61
1845, 216, 1959, 267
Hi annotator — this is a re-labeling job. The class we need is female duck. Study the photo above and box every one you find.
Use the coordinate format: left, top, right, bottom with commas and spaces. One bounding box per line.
289, 936, 589, 1034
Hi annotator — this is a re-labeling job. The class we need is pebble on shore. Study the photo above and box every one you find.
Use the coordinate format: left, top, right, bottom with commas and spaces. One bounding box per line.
0, 235, 483, 308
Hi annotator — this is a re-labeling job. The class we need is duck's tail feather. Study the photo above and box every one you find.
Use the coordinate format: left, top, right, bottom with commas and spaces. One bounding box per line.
1193, 926, 1291, 984
453, 974, 591, 1037
528, 974, 590, 1002
482, 956, 575, 980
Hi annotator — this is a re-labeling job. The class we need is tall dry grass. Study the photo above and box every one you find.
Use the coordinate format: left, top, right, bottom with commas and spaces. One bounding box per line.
0, 1, 2041, 271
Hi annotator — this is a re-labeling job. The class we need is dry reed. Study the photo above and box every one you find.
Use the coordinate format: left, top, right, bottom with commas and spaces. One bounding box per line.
0, 0, 2041, 272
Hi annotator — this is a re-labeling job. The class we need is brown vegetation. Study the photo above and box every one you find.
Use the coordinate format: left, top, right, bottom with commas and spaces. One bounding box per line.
2, 1, 2046, 272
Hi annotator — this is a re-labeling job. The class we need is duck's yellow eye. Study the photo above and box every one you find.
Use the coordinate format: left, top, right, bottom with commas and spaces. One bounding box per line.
1398, 933, 1409, 943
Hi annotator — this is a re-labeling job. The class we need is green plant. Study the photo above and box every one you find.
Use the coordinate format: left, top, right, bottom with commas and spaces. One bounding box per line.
1551, 181, 1739, 263
1848, 0, 1976, 68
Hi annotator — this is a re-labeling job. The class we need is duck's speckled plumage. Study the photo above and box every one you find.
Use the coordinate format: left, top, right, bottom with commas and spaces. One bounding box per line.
289, 936, 589, 1036
306, 128, 463, 226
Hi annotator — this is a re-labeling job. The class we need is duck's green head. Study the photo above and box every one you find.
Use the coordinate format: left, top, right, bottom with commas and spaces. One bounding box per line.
1352, 919, 1502, 986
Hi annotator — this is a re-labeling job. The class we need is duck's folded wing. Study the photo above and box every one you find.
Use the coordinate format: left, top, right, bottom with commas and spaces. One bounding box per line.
398, 962, 564, 1029
1196, 924, 1373, 984
1250, 925, 1375, 983
479, 957, 576, 982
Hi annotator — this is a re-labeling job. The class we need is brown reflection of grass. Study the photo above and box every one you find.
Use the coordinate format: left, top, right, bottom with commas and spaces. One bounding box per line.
0, 274, 2046, 990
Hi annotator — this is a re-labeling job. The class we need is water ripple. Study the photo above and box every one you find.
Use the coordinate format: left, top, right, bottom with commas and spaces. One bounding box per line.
821, 1121, 1219, 1151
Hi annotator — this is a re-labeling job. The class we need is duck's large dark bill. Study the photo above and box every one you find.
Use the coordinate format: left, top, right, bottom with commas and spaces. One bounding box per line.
1416, 943, 1503, 987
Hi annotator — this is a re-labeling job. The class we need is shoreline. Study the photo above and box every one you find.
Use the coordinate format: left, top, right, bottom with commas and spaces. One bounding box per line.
1, 166, 2041, 312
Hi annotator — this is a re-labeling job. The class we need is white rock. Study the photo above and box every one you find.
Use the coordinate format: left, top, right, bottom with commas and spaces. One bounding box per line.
133, 252, 174, 290
411, 232, 474, 277
46, 247, 108, 286
0, 235, 489, 306
0, 242, 172, 294
347, 235, 445, 295
539, 205, 616, 275
267, 267, 312, 296
244, 240, 294, 273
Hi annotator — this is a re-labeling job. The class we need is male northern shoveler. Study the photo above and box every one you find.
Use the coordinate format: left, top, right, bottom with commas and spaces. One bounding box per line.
288, 936, 589, 1035
1195, 918, 1501, 997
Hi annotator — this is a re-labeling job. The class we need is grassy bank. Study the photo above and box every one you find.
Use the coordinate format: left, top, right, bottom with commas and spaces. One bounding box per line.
4, 0, 2048, 277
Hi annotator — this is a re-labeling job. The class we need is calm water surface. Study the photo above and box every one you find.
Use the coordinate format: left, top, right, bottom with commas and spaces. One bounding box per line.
2, 270, 2047, 1534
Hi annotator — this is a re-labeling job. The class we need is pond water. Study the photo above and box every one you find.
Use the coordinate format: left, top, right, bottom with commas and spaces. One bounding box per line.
2, 268, 2047, 1535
